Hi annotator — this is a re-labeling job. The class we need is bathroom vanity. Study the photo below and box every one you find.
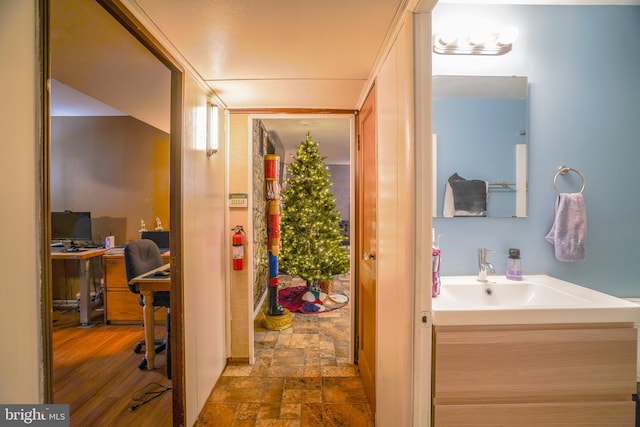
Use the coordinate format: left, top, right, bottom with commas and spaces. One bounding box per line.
432, 275, 639, 426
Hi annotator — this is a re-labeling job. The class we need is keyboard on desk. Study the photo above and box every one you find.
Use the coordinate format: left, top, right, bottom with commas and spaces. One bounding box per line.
51, 242, 100, 251
51, 247, 87, 253
67, 248, 87, 253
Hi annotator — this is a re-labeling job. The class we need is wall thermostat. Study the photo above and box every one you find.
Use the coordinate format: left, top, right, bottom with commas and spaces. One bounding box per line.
229, 193, 248, 208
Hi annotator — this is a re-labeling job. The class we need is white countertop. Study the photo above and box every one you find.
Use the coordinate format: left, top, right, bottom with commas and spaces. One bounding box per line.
432, 274, 640, 326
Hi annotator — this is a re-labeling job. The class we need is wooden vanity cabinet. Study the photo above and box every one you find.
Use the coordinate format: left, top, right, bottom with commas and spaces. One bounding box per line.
103, 253, 169, 325
433, 323, 637, 427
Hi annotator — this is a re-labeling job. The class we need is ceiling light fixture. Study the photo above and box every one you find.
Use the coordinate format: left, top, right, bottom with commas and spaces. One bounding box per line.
433, 26, 518, 56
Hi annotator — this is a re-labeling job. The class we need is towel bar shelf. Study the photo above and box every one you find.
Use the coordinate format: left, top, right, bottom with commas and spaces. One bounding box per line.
489, 182, 514, 188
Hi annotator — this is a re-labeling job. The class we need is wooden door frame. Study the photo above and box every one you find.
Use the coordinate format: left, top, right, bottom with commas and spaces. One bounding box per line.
244, 110, 357, 364
39, 0, 186, 424
354, 83, 377, 410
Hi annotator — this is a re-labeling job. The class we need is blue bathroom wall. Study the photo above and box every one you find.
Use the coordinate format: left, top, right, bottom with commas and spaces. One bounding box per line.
431, 4, 640, 297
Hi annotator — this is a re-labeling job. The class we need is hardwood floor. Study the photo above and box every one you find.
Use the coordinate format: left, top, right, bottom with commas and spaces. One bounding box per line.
53, 309, 172, 426
53, 273, 365, 426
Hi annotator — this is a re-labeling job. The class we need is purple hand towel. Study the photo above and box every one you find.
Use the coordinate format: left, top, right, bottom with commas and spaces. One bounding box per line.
545, 193, 586, 262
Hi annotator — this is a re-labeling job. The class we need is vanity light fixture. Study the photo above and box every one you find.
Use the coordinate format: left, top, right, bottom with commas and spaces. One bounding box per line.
433, 26, 518, 55
206, 103, 219, 157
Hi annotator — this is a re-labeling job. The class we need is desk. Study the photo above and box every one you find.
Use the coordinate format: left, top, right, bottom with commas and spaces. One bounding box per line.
51, 248, 107, 327
128, 263, 170, 371
103, 253, 170, 324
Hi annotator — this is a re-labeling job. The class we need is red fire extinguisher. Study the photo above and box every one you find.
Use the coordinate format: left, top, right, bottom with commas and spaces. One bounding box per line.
232, 226, 245, 271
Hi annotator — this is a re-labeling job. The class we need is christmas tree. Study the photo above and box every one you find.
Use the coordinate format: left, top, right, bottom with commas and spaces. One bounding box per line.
280, 134, 350, 286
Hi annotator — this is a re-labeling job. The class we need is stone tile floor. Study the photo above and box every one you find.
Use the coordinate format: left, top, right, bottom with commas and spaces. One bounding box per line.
195, 274, 374, 426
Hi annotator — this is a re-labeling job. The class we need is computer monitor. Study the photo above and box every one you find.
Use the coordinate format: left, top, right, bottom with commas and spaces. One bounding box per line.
51, 211, 92, 242
141, 230, 170, 252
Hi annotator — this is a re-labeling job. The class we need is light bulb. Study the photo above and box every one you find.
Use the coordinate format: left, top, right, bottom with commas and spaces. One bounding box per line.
467, 31, 489, 46
497, 26, 519, 45
436, 31, 457, 46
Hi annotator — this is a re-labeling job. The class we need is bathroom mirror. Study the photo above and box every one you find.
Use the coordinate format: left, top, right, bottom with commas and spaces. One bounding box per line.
432, 75, 528, 218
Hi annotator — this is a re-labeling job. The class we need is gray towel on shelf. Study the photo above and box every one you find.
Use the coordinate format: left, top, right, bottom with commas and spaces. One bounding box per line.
545, 193, 586, 262
447, 173, 487, 215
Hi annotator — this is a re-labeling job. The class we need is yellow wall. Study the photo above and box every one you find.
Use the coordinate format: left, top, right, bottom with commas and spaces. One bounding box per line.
51, 116, 170, 244
181, 76, 229, 425
412, 10, 435, 427
0, 0, 42, 403
228, 114, 252, 360
374, 11, 417, 426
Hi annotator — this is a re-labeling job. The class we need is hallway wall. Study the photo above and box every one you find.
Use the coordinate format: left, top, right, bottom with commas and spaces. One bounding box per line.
375, 11, 416, 426
0, 0, 42, 403
182, 76, 228, 425
228, 113, 253, 361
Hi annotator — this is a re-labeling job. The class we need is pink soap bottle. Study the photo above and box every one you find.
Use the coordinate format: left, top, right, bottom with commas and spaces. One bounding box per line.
432, 247, 441, 296
432, 229, 441, 297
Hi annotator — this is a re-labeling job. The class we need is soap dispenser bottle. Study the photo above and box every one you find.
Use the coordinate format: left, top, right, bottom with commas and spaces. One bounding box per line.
432, 229, 441, 297
506, 248, 522, 281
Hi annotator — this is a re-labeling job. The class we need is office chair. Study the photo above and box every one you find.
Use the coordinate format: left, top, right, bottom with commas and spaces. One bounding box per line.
124, 239, 170, 377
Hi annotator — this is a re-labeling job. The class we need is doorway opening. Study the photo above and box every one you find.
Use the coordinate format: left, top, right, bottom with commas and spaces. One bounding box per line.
200, 113, 376, 424
43, 0, 184, 424
252, 114, 355, 367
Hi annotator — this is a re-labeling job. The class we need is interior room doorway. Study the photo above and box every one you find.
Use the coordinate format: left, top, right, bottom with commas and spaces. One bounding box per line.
252, 114, 356, 364
44, 0, 183, 423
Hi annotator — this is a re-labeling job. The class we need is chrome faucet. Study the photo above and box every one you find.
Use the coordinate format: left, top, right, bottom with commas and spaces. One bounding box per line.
477, 248, 495, 282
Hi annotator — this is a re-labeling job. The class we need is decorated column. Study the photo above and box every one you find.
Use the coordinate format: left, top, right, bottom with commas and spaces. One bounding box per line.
265, 154, 285, 318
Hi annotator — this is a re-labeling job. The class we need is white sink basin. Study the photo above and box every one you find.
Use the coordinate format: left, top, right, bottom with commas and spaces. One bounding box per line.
438, 276, 589, 308
433, 274, 640, 325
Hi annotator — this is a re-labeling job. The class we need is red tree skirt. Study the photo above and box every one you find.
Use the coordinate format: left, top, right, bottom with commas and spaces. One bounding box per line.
278, 285, 349, 314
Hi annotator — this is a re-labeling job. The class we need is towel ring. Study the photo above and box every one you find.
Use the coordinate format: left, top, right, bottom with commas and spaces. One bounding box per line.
553, 165, 585, 194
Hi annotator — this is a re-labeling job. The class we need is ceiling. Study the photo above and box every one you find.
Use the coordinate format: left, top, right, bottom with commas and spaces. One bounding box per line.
50, 0, 636, 164
51, 0, 410, 163
261, 117, 352, 165
51, 0, 171, 132
131, 0, 406, 110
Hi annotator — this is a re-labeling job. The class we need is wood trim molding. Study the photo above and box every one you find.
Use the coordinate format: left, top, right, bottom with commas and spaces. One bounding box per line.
230, 108, 357, 115
39, 0, 53, 403
96, 0, 183, 73
169, 70, 185, 426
